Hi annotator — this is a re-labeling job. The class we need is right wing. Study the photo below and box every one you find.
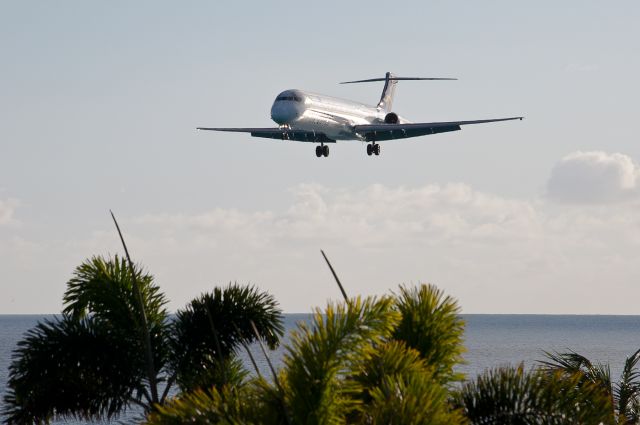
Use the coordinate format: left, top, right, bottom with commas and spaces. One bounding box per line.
353, 117, 523, 141
196, 127, 336, 143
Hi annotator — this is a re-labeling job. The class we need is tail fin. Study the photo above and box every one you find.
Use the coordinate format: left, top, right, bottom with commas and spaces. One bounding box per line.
377, 72, 397, 112
340, 72, 457, 112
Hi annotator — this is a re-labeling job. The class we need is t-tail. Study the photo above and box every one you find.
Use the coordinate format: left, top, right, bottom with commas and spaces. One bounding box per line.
377, 72, 398, 112
340, 72, 457, 113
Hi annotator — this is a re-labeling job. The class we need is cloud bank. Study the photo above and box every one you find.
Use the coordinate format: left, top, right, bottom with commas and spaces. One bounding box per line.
3, 152, 640, 314
127, 162, 640, 313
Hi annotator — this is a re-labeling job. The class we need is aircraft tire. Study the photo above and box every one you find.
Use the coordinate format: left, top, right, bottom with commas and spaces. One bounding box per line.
374, 144, 381, 155
366, 144, 373, 156
323, 145, 329, 157
315, 145, 322, 157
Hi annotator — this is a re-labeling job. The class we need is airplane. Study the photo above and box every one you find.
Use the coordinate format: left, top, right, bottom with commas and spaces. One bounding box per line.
197, 72, 523, 158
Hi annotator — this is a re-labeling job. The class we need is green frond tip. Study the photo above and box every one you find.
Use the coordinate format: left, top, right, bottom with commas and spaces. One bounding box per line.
392, 283, 466, 384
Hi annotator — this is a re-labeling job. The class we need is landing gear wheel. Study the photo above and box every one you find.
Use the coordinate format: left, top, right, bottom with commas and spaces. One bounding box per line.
315, 145, 322, 157
323, 145, 329, 157
374, 144, 381, 156
366, 144, 373, 156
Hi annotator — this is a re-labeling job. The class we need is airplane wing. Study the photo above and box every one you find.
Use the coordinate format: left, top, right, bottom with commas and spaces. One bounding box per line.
196, 127, 336, 143
353, 117, 523, 141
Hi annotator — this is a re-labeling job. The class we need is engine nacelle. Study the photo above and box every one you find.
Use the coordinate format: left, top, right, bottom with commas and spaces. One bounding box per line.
384, 112, 399, 124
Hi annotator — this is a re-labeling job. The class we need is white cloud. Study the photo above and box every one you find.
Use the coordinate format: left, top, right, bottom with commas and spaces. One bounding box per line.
0, 198, 19, 225
128, 177, 640, 314
136, 183, 539, 250
547, 151, 640, 203
4, 152, 640, 314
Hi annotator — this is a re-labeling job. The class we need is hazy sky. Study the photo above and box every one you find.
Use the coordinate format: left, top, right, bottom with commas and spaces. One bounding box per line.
1, 1, 639, 314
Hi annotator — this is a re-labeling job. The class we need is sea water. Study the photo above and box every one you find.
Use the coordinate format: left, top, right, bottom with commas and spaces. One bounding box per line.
2, 314, 640, 423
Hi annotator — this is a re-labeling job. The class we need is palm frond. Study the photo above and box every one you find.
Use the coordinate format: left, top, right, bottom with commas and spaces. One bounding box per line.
353, 340, 427, 398
61, 255, 171, 399
615, 349, 640, 424
540, 350, 612, 397
170, 283, 284, 392
62, 255, 169, 329
540, 350, 593, 374
392, 283, 465, 384
367, 374, 466, 425
281, 296, 400, 424
146, 385, 251, 425
3, 316, 144, 424
355, 340, 466, 424
454, 365, 613, 425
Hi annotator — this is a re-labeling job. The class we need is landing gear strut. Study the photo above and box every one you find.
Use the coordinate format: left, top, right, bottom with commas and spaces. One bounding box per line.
315, 144, 329, 158
366, 143, 380, 156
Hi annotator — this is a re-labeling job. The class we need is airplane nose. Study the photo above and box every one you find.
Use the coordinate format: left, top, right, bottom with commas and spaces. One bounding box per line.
271, 102, 300, 125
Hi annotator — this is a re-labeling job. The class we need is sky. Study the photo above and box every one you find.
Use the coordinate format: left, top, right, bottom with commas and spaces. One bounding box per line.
1, 1, 639, 314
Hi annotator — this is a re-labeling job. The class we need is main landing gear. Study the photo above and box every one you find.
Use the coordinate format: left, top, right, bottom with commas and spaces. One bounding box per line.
315, 144, 329, 158
366, 143, 381, 156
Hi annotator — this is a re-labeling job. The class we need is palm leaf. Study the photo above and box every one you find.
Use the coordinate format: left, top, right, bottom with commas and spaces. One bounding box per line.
146, 385, 252, 425
615, 349, 640, 424
170, 283, 284, 392
355, 340, 466, 424
281, 296, 399, 424
454, 365, 613, 425
63, 255, 168, 330
392, 284, 465, 384
540, 350, 612, 398
3, 316, 144, 424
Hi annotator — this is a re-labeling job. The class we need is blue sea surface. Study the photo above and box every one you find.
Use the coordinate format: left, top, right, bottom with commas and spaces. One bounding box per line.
2, 314, 640, 423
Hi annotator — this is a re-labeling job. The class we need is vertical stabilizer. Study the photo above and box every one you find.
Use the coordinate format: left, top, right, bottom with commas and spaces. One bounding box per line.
377, 72, 397, 112
339, 73, 457, 111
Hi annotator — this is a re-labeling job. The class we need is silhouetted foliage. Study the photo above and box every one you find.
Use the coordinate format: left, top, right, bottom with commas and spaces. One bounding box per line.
4, 254, 635, 425
3, 316, 142, 423
147, 288, 468, 425
541, 349, 640, 424
455, 364, 613, 425
3, 256, 284, 424
170, 284, 284, 392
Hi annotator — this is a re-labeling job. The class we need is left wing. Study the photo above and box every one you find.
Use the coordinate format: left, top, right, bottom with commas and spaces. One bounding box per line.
353, 117, 523, 141
196, 127, 335, 143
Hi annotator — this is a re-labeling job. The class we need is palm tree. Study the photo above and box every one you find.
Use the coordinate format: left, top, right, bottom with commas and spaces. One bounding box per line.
145, 284, 468, 424
454, 364, 614, 424
3, 255, 284, 424
540, 349, 640, 424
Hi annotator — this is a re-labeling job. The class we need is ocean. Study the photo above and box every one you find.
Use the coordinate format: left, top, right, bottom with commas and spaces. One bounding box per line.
2, 314, 640, 423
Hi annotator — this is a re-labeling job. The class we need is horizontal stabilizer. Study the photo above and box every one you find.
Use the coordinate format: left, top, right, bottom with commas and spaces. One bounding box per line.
340, 77, 457, 84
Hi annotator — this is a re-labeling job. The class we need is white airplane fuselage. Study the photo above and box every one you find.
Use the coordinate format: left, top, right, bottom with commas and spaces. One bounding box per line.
270, 89, 407, 141
198, 72, 523, 158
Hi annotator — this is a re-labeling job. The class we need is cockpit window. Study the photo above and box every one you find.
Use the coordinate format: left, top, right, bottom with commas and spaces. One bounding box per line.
276, 95, 302, 102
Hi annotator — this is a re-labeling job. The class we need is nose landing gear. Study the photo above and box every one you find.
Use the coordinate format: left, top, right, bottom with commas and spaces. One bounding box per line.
366, 143, 381, 156
315, 144, 329, 158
